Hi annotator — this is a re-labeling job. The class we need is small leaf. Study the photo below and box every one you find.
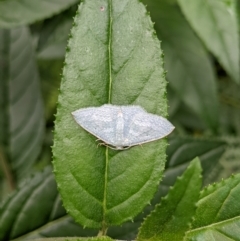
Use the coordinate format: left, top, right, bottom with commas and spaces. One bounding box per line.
53, 0, 168, 231
0, 0, 79, 29
185, 173, 240, 240
137, 158, 202, 241
0, 27, 44, 181
143, 0, 219, 130
193, 174, 240, 228
177, 0, 240, 83
160, 137, 226, 196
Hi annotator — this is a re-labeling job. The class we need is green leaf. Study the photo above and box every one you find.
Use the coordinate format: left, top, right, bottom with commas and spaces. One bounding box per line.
38, 60, 62, 121
219, 78, 240, 135
143, 0, 219, 130
137, 158, 202, 241
53, 0, 168, 232
167, 88, 207, 131
184, 173, 240, 240
0, 0, 79, 29
0, 167, 98, 241
193, 174, 240, 228
0, 27, 44, 181
177, 0, 240, 84
13, 217, 97, 240
0, 167, 61, 240
219, 136, 240, 178
160, 137, 226, 196
37, 15, 73, 59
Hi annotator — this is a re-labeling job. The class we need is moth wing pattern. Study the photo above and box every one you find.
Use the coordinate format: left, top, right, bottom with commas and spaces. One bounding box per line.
72, 105, 119, 146
122, 107, 174, 146
72, 104, 175, 149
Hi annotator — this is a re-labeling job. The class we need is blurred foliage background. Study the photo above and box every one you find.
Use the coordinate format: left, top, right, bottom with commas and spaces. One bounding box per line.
0, 0, 239, 240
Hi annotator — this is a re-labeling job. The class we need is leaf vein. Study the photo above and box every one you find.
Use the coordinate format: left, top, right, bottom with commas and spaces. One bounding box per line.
69, 170, 102, 205
114, 35, 143, 76
214, 182, 240, 221
107, 154, 157, 212
87, 27, 106, 46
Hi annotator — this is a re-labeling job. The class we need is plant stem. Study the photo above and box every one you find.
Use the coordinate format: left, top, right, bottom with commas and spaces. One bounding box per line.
98, 223, 108, 236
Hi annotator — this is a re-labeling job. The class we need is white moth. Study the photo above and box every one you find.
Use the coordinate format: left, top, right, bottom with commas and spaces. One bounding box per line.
72, 104, 175, 150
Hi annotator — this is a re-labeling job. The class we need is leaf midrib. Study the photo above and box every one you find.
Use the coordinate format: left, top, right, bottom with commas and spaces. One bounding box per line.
108, 0, 113, 104
186, 215, 240, 236
103, 0, 113, 231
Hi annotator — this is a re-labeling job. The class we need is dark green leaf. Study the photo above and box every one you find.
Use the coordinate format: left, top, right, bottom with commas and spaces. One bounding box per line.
160, 137, 226, 196
0, 0, 79, 29
1, 137, 226, 240
184, 173, 240, 240
0, 27, 44, 181
37, 16, 73, 59
177, 0, 240, 84
53, 0, 168, 232
0, 168, 98, 241
219, 78, 240, 135
193, 174, 240, 228
137, 158, 202, 241
16, 217, 97, 240
143, 0, 219, 130
38, 60, 62, 121
0, 167, 61, 240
